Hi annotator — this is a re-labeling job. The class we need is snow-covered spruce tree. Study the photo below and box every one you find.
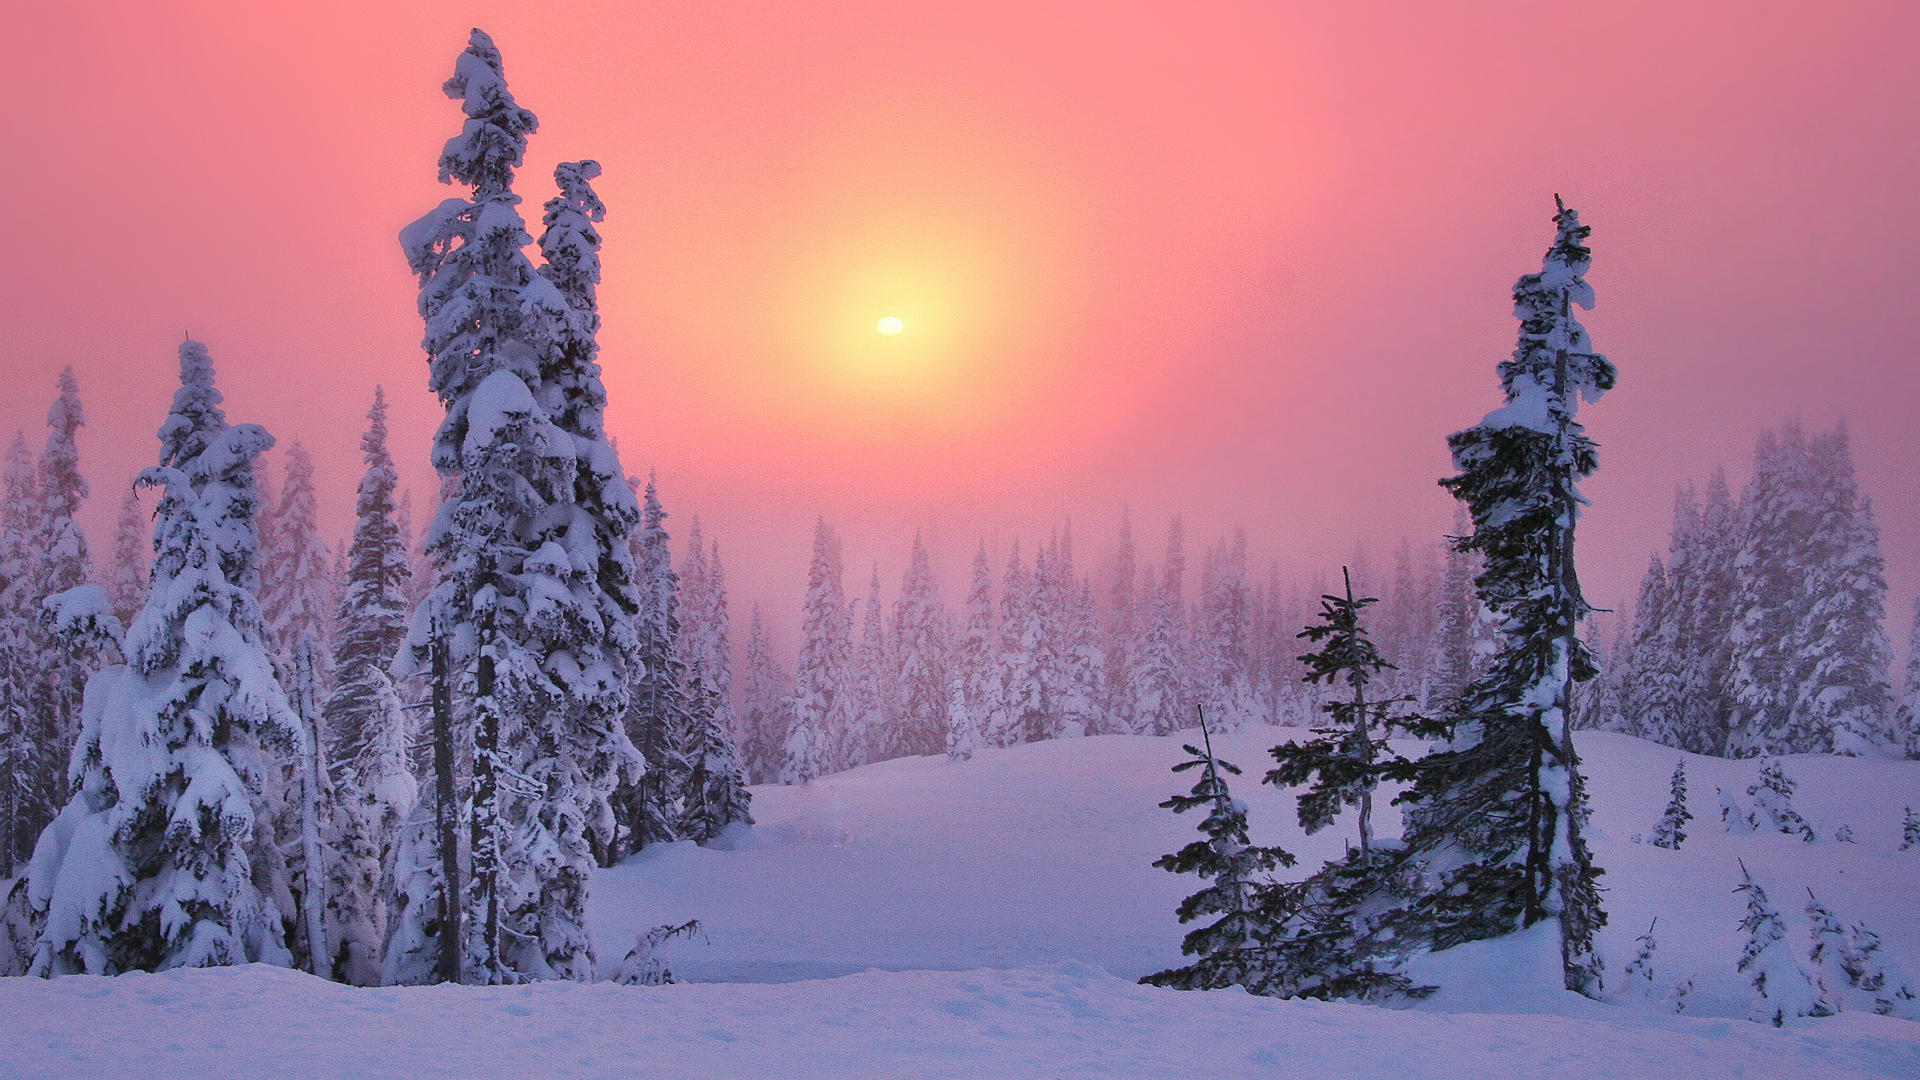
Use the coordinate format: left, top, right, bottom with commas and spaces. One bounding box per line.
1130, 565, 1185, 736
1903, 806, 1918, 851
325, 389, 413, 769
618, 475, 689, 853
1141, 721, 1294, 991
1197, 534, 1258, 733
23, 340, 296, 975
1900, 603, 1920, 759
954, 542, 999, 741
1721, 422, 1868, 757
1265, 568, 1426, 857
1735, 860, 1832, 1026
735, 604, 789, 784
1792, 425, 1896, 755
1677, 469, 1741, 754
1619, 540, 1684, 743
1048, 526, 1104, 740
1621, 919, 1659, 1001
398, 29, 642, 982
891, 532, 951, 759
530, 156, 647, 873
0, 436, 40, 875
945, 668, 983, 762
258, 442, 335, 684
780, 519, 848, 783
1805, 888, 1863, 1012
1648, 760, 1690, 850
1428, 507, 1481, 718
1402, 199, 1613, 996
1842, 917, 1920, 1019
106, 487, 148, 630
1741, 759, 1815, 840
318, 388, 416, 985
993, 540, 1043, 746
1104, 506, 1138, 729
843, 566, 894, 766
22, 368, 96, 857
677, 527, 750, 843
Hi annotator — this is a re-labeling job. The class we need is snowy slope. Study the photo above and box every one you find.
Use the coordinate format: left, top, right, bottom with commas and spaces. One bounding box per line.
3, 961, 1917, 1080
589, 727, 1920, 1017
4, 727, 1919, 1078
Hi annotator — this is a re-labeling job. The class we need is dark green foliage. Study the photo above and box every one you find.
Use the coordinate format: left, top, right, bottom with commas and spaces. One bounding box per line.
1141, 721, 1294, 992
1266, 567, 1434, 854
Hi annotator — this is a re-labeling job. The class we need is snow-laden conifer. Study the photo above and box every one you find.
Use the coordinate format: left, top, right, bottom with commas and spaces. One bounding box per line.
399, 28, 641, 982
1742, 759, 1815, 841
1129, 565, 1185, 736
1735, 861, 1832, 1026
620, 476, 690, 851
677, 527, 750, 843
1678, 470, 1741, 754
258, 442, 335, 683
735, 605, 789, 785
1104, 507, 1137, 727
23, 340, 296, 975
325, 389, 413, 769
529, 155, 647, 870
781, 519, 848, 784
1428, 508, 1480, 717
23, 369, 95, 859
1902, 806, 1918, 851
1403, 198, 1613, 996
1842, 918, 1920, 1019
1141, 720, 1294, 991
993, 540, 1043, 745
313, 390, 417, 985
0, 436, 40, 873
105, 487, 148, 630
1197, 534, 1258, 733
1792, 426, 1895, 755
1648, 760, 1690, 850
843, 566, 894, 765
891, 532, 951, 758
1621, 919, 1659, 1001
954, 542, 998, 740
1265, 568, 1425, 856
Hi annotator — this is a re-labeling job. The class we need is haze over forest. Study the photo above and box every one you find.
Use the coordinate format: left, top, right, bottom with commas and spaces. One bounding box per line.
3, 1, 1915, 653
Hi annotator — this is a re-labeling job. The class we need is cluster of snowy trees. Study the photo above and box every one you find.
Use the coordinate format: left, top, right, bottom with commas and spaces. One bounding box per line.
740, 514, 1489, 788
0, 30, 748, 986
1593, 421, 1911, 757
1149, 198, 1613, 1000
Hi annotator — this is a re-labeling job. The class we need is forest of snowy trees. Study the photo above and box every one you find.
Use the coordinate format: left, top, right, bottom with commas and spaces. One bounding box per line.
0, 28, 1911, 1004
1590, 420, 1910, 758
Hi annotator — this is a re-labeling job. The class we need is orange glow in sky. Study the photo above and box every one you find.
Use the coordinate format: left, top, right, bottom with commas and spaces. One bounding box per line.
2, 0, 1917, 639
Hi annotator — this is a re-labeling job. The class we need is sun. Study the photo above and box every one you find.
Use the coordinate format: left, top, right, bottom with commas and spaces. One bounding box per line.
876, 315, 905, 336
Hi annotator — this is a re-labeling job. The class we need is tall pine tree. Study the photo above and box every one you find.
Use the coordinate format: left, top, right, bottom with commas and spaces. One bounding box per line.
1404, 199, 1613, 996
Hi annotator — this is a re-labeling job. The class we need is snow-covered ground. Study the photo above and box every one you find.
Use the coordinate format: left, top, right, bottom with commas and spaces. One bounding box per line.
4, 728, 1918, 1078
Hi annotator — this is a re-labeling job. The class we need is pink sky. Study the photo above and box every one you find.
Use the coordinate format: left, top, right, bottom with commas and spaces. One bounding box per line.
2, 1, 1916, 654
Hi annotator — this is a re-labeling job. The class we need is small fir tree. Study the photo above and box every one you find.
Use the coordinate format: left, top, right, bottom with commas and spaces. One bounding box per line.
1648, 760, 1691, 850
1735, 860, 1832, 1026
1843, 919, 1920, 1019
1265, 568, 1427, 856
1902, 806, 1918, 851
1621, 919, 1658, 1001
1141, 717, 1294, 991
1743, 759, 1815, 841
